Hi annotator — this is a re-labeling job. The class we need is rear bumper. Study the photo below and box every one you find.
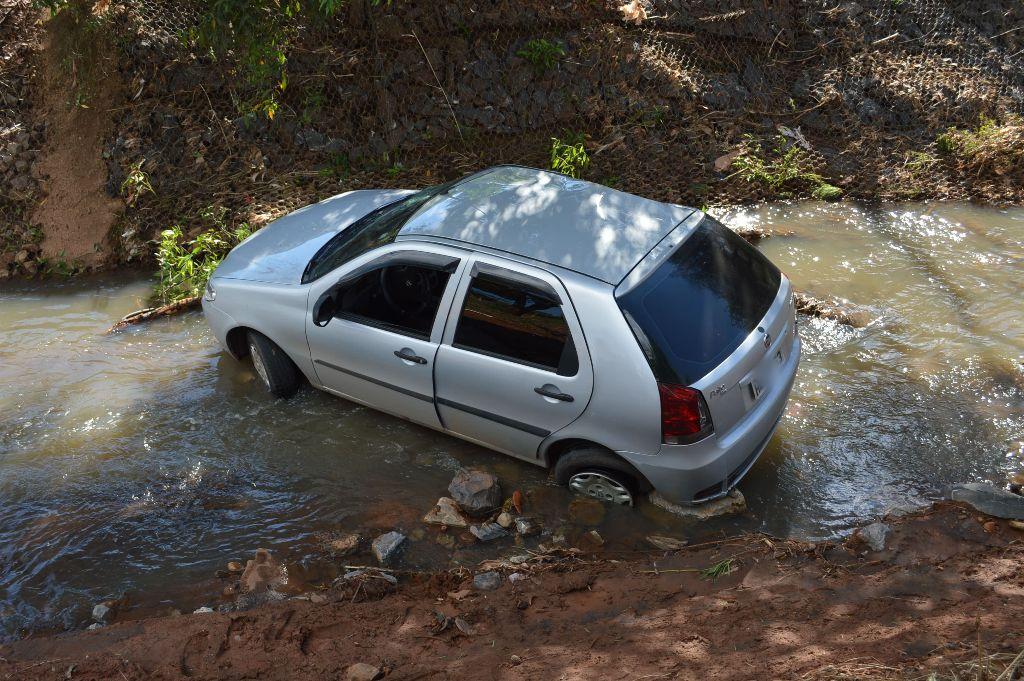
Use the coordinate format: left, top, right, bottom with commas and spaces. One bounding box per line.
620, 332, 800, 505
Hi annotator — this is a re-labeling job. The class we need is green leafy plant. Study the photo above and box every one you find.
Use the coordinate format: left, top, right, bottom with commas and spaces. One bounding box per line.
155, 221, 252, 303
517, 38, 566, 73
730, 135, 843, 201
700, 558, 735, 581
121, 160, 154, 207
550, 133, 590, 179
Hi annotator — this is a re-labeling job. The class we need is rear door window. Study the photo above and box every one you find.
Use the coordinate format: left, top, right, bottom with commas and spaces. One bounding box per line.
617, 216, 781, 385
453, 273, 579, 376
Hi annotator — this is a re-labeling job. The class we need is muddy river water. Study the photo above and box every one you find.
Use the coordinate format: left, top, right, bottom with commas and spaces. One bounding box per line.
1, 202, 1022, 639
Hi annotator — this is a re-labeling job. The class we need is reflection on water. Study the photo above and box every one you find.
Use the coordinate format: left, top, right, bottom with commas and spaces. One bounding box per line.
0, 202, 1022, 639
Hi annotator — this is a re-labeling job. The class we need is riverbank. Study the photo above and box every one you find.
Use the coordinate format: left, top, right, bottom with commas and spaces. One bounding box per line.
2, 0, 1024, 280
1, 502, 1021, 680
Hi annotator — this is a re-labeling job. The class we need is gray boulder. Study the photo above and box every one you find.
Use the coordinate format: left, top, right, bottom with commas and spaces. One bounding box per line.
469, 522, 509, 542
92, 603, 111, 622
372, 531, 407, 564
952, 482, 1024, 519
448, 469, 502, 517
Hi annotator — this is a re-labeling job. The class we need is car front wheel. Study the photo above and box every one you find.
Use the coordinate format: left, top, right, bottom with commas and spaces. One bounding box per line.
247, 331, 300, 398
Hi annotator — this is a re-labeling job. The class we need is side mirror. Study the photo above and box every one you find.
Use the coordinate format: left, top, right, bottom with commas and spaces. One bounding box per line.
312, 290, 338, 327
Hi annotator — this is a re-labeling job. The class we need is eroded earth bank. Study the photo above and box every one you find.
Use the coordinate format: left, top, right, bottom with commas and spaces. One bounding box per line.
2, 503, 1023, 680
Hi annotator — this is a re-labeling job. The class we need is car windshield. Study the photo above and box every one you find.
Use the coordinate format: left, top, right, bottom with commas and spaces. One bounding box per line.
301, 180, 456, 283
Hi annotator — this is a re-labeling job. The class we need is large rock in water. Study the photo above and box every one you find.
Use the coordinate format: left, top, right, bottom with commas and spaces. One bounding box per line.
448, 469, 502, 517
372, 531, 407, 564
952, 482, 1024, 519
422, 497, 470, 528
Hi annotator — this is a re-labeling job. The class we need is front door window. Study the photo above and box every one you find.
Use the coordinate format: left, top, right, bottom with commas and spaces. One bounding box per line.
334, 263, 452, 339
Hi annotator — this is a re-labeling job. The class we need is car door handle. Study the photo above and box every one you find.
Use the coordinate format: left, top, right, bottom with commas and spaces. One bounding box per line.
394, 349, 427, 365
534, 385, 574, 402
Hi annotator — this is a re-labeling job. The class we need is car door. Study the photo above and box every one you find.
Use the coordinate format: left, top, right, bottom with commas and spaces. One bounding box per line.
433, 256, 594, 460
305, 245, 467, 429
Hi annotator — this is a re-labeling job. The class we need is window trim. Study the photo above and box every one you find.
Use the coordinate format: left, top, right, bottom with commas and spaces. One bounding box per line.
449, 264, 580, 377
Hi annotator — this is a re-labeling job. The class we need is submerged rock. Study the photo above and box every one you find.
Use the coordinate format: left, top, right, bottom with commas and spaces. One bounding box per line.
325, 533, 361, 556
473, 571, 502, 591
372, 531, 407, 564
793, 291, 874, 328
568, 498, 606, 526
952, 482, 1024, 520
514, 516, 541, 536
496, 512, 514, 528
646, 535, 688, 551
649, 490, 747, 519
448, 469, 502, 517
423, 497, 470, 528
240, 549, 285, 594
470, 522, 509, 542
858, 522, 891, 552
91, 603, 111, 622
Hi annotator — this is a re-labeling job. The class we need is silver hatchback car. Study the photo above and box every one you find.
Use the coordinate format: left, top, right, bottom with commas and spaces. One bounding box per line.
202, 165, 800, 506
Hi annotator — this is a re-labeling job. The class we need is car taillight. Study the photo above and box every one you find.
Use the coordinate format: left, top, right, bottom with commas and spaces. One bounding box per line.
658, 383, 713, 444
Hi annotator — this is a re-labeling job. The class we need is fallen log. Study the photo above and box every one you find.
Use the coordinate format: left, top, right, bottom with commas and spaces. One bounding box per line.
106, 296, 201, 333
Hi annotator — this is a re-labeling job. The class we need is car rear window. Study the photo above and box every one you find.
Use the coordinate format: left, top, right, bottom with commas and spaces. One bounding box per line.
617, 216, 781, 385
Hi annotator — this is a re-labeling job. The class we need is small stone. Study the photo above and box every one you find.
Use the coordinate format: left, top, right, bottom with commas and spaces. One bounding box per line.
983, 521, 998, 533
514, 517, 540, 536
496, 512, 514, 528
585, 530, 604, 546
14, 249, 28, 264
510, 654, 523, 666
508, 572, 528, 584
448, 469, 502, 517
326, 534, 361, 556
435, 533, 455, 548
309, 592, 328, 604
346, 663, 382, 681
858, 522, 891, 552
469, 522, 509, 542
372, 531, 407, 564
87, 623, 104, 630
226, 561, 243, 573
952, 482, 1024, 520
91, 603, 111, 622
193, 606, 214, 614
1009, 520, 1024, 531
222, 585, 236, 597
473, 571, 502, 591
568, 498, 605, 526
423, 497, 469, 528
1008, 472, 1024, 495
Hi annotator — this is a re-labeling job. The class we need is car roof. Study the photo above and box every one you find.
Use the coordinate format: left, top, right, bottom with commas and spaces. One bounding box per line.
397, 165, 694, 284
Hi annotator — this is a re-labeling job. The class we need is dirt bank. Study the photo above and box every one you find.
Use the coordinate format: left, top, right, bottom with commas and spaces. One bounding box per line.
2, 503, 1021, 680
3, 0, 1024, 280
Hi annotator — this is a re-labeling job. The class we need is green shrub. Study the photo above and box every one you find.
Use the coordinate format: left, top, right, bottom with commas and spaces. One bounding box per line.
517, 39, 566, 73
935, 115, 1023, 176
155, 222, 252, 303
550, 133, 589, 179
730, 135, 842, 201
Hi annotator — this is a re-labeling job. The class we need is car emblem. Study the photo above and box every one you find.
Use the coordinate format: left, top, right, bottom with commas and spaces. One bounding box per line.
708, 384, 729, 398
758, 326, 771, 350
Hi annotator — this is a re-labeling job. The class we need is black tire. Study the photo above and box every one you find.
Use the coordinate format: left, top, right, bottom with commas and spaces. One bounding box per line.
553, 447, 644, 506
247, 331, 300, 398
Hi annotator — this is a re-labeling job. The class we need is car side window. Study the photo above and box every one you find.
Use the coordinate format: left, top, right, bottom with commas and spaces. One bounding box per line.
453, 272, 579, 376
335, 263, 452, 339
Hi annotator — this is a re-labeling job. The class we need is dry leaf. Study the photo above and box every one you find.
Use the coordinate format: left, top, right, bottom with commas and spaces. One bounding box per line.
618, 0, 647, 24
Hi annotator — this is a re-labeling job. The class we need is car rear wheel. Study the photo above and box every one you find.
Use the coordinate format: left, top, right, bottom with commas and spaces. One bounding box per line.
554, 448, 640, 506
247, 331, 300, 398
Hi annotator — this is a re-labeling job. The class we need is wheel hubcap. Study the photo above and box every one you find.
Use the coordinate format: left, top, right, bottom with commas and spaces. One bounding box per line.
250, 343, 270, 386
568, 472, 633, 506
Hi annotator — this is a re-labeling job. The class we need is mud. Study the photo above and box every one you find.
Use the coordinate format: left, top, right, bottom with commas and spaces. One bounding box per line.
1, 503, 1021, 680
